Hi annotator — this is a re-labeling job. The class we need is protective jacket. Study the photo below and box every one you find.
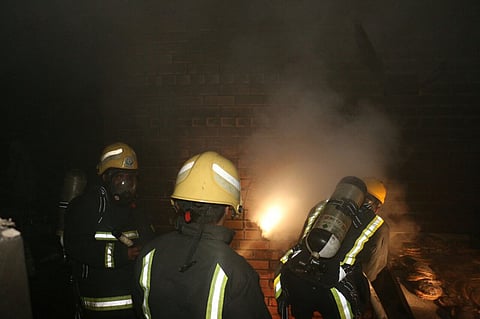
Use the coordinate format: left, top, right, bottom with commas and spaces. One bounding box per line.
133, 221, 272, 319
274, 200, 388, 319
64, 184, 156, 319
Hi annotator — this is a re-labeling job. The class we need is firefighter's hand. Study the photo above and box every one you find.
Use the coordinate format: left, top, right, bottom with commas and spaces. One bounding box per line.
127, 245, 142, 261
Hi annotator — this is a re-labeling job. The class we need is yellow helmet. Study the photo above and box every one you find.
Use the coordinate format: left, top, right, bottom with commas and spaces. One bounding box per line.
171, 151, 242, 215
96, 142, 138, 175
362, 177, 387, 204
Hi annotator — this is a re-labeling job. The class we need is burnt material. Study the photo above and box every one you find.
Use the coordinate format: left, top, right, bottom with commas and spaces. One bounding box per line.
389, 232, 480, 319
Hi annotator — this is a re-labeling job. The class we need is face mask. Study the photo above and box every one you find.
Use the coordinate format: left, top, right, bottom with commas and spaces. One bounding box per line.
108, 170, 138, 205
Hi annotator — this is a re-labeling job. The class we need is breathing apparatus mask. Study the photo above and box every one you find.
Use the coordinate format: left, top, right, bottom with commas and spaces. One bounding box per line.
104, 169, 138, 206
361, 194, 382, 213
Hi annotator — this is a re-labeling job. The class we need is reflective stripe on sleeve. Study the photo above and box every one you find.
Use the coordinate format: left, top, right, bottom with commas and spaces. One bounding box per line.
81, 295, 133, 311
330, 287, 353, 319
274, 273, 282, 299
280, 249, 293, 264
139, 249, 156, 319
342, 215, 384, 266
95, 230, 139, 241
206, 263, 228, 319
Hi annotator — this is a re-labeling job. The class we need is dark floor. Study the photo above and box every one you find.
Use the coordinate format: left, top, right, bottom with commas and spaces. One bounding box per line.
27, 234, 76, 319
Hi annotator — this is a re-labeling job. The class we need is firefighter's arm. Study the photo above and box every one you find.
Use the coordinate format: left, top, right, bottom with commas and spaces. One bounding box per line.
360, 221, 390, 282
64, 197, 132, 268
274, 251, 292, 317
134, 208, 157, 247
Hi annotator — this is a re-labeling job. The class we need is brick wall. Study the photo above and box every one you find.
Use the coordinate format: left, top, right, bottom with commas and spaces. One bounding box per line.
3, 2, 479, 318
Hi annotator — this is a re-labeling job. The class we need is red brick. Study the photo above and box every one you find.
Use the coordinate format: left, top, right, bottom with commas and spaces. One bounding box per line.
224, 220, 244, 230
236, 249, 254, 259
247, 259, 270, 270
245, 229, 263, 240
237, 240, 270, 250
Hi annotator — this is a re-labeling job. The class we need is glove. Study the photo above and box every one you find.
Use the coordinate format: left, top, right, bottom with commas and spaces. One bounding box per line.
127, 246, 142, 261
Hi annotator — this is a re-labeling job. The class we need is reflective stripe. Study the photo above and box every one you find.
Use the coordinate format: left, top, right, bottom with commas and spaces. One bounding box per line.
342, 216, 384, 266
212, 163, 240, 191
301, 201, 327, 240
280, 248, 293, 264
206, 263, 228, 319
178, 160, 195, 176
96, 232, 117, 240
105, 243, 114, 268
95, 231, 139, 241
100, 147, 124, 162
330, 287, 353, 319
98, 187, 107, 217
81, 295, 133, 311
59, 201, 69, 209
139, 249, 156, 319
274, 274, 282, 299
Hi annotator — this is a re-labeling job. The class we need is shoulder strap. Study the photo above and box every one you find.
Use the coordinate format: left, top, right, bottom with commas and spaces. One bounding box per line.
96, 186, 108, 224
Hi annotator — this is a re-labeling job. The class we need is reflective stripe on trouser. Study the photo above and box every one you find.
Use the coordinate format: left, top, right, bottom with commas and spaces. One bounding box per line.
81, 295, 133, 311
206, 263, 228, 319
330, 287, 354, 319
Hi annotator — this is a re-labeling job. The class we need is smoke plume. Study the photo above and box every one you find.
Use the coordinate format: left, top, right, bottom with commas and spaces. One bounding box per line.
242, 84, 407, 249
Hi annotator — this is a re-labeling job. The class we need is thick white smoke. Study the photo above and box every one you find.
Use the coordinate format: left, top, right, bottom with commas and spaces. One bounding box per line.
241, 86, 407, 249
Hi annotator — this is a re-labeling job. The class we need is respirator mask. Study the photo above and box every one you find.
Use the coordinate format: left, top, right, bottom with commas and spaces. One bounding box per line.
105, 169, 138, 206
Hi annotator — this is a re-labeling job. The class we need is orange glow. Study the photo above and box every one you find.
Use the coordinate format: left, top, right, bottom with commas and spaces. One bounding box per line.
258, 205, 283, 238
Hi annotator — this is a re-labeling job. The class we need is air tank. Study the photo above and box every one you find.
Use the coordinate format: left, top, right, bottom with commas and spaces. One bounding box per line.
57, 169, 87, 248
305, 176, 367, 258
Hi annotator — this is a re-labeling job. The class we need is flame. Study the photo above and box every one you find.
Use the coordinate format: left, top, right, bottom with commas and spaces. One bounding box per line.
258, 204, 284, 238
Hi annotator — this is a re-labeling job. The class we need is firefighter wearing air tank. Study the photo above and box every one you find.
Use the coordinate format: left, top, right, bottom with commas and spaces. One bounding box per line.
274, 176, 389, 319
64, 142, 156, 319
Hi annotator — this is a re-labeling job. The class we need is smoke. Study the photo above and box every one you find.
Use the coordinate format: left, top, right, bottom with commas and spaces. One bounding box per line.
241, 84, 408, 249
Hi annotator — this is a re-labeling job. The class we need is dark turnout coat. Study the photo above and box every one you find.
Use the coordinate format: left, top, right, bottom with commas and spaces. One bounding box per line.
64, 185, 156, 318
133, 222, 272, 319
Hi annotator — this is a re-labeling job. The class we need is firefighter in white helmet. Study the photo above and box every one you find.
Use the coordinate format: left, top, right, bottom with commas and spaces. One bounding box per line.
64, 142, 156, 319
132, 151, 272, 319
274, 176, 389, 319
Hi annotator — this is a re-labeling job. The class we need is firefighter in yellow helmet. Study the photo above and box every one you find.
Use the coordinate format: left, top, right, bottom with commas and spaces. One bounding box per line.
274, 176, 389, 319
64, 142, 156, 319
359, 177, 389, 284
132, 151, 272, 319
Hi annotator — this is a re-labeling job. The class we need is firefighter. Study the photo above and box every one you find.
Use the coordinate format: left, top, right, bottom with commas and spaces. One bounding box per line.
64, 142, 156, 319
132, 151, 272, 319
274, 176, 389, 319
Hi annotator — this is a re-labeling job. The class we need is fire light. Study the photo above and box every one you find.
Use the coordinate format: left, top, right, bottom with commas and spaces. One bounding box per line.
258, 205, 283, 238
